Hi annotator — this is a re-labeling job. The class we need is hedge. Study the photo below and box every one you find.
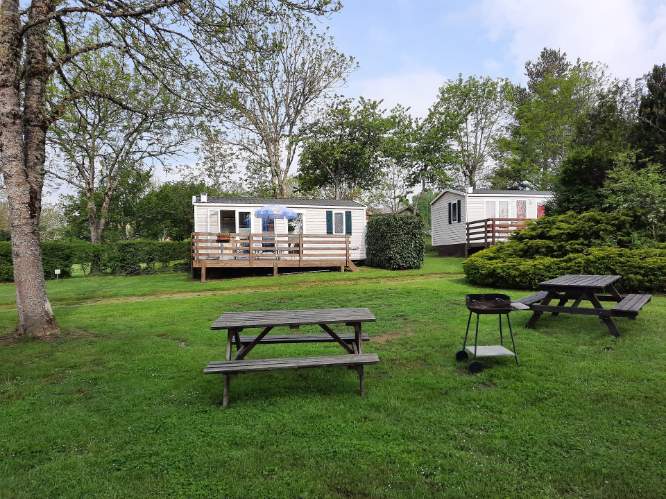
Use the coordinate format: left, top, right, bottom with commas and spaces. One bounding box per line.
366, 214, 424, 270
463, 212, 666, 295
0, 240, 191, 282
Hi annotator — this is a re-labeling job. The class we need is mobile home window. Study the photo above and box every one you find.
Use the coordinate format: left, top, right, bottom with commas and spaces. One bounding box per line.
451, 202, 458, 223
219, 210, 235, 233
485, 201, 496, 218
288, 213, 304, 234
238, 211, 252, 233
498, 201, 509, 218
334, 212, 344, 234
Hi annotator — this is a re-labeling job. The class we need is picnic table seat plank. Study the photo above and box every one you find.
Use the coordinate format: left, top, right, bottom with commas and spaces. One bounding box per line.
515, 291, 549, 306
236, 334, 369, 345
611, 294, 652, 316
204, 353, 380, 374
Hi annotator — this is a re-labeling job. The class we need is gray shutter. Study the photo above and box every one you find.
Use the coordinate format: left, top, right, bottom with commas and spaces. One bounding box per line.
345, 211, 352, 235
326, 211, 333, 234
448, 203, 452, 224
457, 200, 462, 222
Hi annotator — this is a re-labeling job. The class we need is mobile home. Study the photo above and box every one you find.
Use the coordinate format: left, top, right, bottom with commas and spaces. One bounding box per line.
191, 195, 366, 280
431, 189, 552, 256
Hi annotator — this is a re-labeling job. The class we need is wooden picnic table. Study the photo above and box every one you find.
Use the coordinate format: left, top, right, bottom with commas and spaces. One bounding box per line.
205, 308, 379, 407
522, 274, 652, 337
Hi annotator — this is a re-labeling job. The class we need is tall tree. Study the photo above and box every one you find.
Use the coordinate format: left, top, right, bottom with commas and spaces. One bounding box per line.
635, 64, 666, 171
208, 15, 355, 197
298, 98, 392, 199
551, 80, 638, 213
422, 75, 513, 188
492, 49, 603, 189
48, 51, 186, 243
0, 0, 339, 338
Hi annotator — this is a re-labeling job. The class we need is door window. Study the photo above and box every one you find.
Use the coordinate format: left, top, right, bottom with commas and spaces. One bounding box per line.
516, 200, 527, 219
220, 210, 235, 233
334, 212, 344, 234
238, 212, 251, 233
498, 201, 509, 218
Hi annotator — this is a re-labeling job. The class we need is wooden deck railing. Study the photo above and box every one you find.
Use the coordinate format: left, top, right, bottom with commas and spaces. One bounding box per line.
465, 218, 528, 255
192, 232, 351, 265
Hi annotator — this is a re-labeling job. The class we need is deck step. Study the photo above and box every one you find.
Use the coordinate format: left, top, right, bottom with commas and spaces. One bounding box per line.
236, 334, 369, 345
611, 294, 652, 317
204, 353, 380, 374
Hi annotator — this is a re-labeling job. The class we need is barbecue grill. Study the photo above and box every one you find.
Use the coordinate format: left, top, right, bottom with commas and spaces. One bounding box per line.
456, 294, 519, 373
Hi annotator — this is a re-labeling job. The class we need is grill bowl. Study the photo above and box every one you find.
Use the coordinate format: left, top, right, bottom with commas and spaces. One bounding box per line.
466, 294, 513, 314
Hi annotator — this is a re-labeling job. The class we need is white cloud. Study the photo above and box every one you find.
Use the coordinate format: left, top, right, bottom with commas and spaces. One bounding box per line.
346, 68, 446, 117
480, 0, 666, 80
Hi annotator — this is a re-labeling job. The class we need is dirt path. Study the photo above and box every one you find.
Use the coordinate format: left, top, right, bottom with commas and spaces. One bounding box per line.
0, 272, 465, 311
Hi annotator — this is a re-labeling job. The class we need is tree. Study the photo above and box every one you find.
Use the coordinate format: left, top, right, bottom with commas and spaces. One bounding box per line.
492, 49, 604, 189
551, 81, 638, 213
208, 15, 355, 197
634, 64, 666, 171
135, 181, 221, 241
61, 166, 152, 241
48, 51, 186, 243
0, 0, 338, 338
422, 75, 513, 188
602, 154, 666, 242
298, 98, 392, 199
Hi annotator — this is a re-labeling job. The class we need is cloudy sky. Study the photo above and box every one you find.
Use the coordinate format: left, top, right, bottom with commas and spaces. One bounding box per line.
328, 0, 666, 116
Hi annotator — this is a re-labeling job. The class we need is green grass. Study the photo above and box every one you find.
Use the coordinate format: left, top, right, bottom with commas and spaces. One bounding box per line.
1, 257, 665, 497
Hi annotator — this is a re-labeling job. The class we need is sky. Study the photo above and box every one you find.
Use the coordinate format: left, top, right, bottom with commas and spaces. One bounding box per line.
325, 0, 666, 116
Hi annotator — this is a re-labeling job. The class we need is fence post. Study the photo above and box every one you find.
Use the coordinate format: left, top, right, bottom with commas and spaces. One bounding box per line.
484, 219, 488, 247
345, 235, 350, 268
299, 233, 303, 266
248, 234, 254, 265
491, 219, 496, 246
465, 223, 469, 257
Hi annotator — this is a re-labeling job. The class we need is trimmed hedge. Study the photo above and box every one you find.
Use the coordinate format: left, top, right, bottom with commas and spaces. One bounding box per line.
463, 211, 666, 292
366, 214, 424, 270
0, 240, 190, 282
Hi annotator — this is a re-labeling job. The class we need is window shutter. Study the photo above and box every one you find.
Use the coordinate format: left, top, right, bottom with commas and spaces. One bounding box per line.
457, 200, 462, 222
344, 211, 352, 235
326, 211, 333, 234
448, 203, 452, 224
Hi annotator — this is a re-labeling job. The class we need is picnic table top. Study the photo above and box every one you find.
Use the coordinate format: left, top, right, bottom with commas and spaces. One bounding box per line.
211, 307, 376, 330
538, 274, 621, 290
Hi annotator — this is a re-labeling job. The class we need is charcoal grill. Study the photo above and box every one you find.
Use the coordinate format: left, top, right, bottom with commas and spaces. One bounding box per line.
456, 294, 519, 373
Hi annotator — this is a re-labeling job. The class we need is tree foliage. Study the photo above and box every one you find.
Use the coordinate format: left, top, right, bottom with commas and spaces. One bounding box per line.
421, 75, 513, 188
298, 98, 394, 199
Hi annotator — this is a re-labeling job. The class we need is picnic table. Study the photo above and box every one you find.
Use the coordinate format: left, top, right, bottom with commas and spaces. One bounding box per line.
204, 308, 380, 407
519, 274, 652, 337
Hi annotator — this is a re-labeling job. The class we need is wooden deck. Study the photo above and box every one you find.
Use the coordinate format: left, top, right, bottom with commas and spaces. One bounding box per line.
465, 218, 528, 256
192, 232, 358, 281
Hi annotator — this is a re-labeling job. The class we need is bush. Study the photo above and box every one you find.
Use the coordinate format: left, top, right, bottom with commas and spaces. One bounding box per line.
463, 211, 666, 292
366, 214, 424, 270
0, 239, 191, 282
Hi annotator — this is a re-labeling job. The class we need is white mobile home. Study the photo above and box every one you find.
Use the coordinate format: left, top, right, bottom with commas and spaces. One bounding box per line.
191, 196, 366, 280
431, 189, 552, 256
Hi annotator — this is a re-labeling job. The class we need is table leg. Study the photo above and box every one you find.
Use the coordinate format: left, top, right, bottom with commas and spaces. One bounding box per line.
526, 292, 554, 328
588, 292, 621, 337
223, 329, 232, 408
357, 365, 365, 397
354, 323, 363, 354
551, 295, 569, 316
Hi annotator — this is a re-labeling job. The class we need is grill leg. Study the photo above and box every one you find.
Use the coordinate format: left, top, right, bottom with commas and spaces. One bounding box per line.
507, 314, 519, 365
473, 313, 480, 358
499, 313, 504, 345
462, 311, 472, 350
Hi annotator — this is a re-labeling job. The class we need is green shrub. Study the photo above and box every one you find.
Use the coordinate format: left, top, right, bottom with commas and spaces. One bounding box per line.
464, 244, 666, 293
366, 214, 424, 270
0, 239, 191, 281
0, 229, 10, 241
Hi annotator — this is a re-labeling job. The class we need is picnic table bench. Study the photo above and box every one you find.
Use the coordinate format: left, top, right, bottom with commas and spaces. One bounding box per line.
519, 275, 652, 336
204, 308, 379, 407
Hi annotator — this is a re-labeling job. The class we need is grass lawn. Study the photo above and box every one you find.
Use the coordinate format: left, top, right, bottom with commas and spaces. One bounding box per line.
1, 256, 665, 497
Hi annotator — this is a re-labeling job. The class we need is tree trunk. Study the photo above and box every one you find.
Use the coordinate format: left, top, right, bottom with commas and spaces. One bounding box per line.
0, 0, 58, 338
